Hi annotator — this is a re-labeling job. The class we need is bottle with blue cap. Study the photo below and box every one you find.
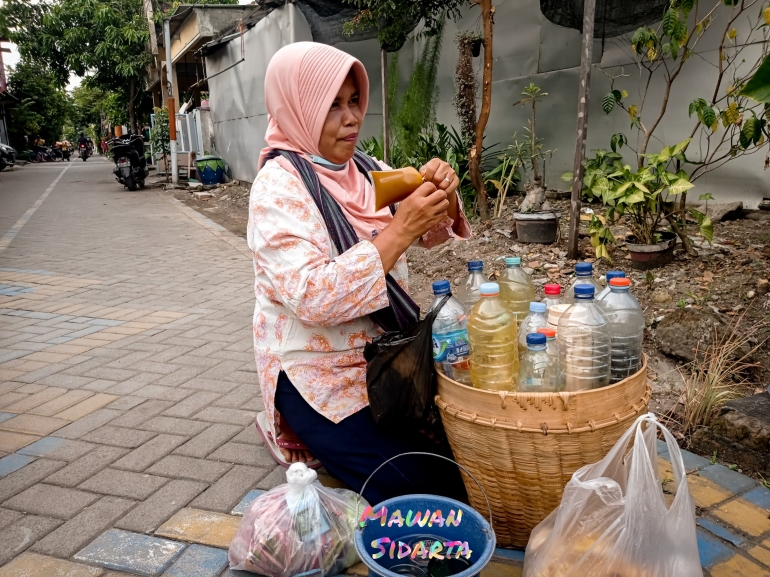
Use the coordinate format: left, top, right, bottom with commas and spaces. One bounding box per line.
456, 260, 486, 309
596, 270, 626, 301
557, 283, 611, 391
598, 277, 645, 383
430, 280, 471, 385
467, 282, 519, 391
564, 262, 603, 304
517, 302, 549, 357
519, 332, 559, 392
498, 257, 535, 325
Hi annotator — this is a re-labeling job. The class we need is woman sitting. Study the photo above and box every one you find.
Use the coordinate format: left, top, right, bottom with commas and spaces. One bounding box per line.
251, 42, 471, 505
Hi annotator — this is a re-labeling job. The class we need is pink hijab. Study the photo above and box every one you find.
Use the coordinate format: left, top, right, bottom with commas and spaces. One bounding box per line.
260, 42, 392, 240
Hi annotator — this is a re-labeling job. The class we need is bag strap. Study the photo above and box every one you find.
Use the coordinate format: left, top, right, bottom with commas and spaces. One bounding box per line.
262, 149, 420, 332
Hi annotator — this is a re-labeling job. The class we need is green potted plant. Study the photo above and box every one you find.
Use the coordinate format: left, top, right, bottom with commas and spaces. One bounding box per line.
509, 83, 559, 243
569, 137, 713, 269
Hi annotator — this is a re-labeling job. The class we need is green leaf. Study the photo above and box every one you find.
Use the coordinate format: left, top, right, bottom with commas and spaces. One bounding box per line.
699, 192, 715, 201
610, 133, 627, 153
739, 53, 770, 103
602, 92, 616, 114
624, 189, 646, 204
699, 215, 714, 243
662, 8, 678, 37
678, 0, 694, 14
612, 90, 623, 102
633, 181, 651, 193
670, 138, 692, 156
740, 115, 759, 148
561, 172, 574, 182
700, 106, 716, 129
668, 178, 695, 195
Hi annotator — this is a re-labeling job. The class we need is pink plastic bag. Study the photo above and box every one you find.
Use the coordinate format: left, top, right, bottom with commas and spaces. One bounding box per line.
228, 463, 368, 576
523, 413, 702, 577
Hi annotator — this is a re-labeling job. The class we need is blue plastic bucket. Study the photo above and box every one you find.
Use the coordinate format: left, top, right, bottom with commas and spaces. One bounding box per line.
354, 454, 496, 577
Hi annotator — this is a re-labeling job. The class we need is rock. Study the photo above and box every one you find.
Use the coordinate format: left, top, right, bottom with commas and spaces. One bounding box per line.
747, 290, 756, 299
654, 308, 725, 362
650, 289, 672, 304
193, 190, 214, 199
746, 211, 770, 221
690, 393, 770, 476
693, 201, 744, 221
757, 278, 770, 295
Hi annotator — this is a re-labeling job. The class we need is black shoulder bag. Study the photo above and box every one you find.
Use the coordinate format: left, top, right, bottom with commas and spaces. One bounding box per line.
261, 150, 446, 433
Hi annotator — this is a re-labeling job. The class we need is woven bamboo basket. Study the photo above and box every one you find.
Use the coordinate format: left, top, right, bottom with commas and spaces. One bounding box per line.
435, 356, 650, 548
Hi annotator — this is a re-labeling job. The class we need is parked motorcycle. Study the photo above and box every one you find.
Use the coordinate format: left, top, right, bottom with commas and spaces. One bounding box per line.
0, 143, 16, 171
109, 134, 148, 191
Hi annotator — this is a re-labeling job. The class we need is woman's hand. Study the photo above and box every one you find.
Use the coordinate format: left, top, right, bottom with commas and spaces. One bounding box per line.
420, 158, 460, 224
372, 182, 449, 273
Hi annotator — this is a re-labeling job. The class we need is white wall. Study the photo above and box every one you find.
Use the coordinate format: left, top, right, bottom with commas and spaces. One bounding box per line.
207, 1, 769, 205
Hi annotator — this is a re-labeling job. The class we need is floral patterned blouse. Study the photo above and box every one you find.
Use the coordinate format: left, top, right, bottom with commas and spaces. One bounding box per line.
248, 157, 471, 437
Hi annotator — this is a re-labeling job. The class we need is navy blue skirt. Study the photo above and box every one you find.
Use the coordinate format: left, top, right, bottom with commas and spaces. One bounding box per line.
274, 371, 466, 505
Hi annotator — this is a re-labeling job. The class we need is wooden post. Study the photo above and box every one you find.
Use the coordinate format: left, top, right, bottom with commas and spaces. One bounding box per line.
567, 0, 597, 259
381, 48, 390, 165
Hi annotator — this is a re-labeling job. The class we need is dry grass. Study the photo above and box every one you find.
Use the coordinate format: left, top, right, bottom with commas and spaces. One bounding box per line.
667, 311, 768, 438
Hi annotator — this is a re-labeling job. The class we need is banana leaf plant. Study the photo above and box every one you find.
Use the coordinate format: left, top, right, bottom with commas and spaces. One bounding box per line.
563, 137, 713, 260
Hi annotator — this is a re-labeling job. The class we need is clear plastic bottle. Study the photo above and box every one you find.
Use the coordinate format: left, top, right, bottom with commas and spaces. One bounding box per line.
519, 333, 559, 392
518, 302, 548, 356
542, 283, 563, 310
430, 280, 471, 385
455, 260, 486, 310
467, 282, 519, 391
537, 327, 559, 359
597, 277, 645, 383
498, 257, 536, 326
564, 262, 603, 304
596, 270, 626, 302
557, 284, 611, 391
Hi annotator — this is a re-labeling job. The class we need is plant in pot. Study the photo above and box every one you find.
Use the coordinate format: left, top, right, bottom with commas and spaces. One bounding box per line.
509, 83, 559, 243
575, 137, 714, 269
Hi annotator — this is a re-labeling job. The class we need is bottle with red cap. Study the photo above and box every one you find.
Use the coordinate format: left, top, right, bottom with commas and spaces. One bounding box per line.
542, 283, 563, 310
597, 277, 644, 383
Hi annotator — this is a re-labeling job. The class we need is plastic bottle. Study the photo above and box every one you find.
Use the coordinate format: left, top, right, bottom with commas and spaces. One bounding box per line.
597, 277, 645, 383
596, 270, 626, 301
456, 260, 486, 310
518, 302, 548, 356
564, 262, 603, 304
498, 257, 536, 325
467, 282, 519, 391
519, 333, 559, 392
546, 303, 570, 331
430, 280, 471, 385
542, 283, 563, 310
557, 284, 611, 391
537, 327, 559, 359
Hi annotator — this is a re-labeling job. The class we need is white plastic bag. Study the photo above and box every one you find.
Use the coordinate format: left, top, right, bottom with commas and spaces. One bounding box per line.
228, 462, 368, 576
523, 413, 703, 577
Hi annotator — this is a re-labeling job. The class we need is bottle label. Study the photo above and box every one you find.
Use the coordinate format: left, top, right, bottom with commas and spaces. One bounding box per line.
432, 330, 470, 366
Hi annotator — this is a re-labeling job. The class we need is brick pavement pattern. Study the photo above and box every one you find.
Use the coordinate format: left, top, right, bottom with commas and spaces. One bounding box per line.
1, 163, 769, 576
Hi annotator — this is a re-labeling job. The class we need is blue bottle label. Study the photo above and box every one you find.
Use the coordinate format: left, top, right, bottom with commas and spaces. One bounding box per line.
432, 330, 470, 363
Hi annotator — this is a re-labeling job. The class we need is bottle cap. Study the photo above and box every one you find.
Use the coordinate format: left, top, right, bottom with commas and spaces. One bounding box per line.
544, 283, 561, 295
480, 282, 500, 297
575, 262, 593, 275
505, 257, 521, 267
537, 327, 556, 338
574, 284, 596, 297
468, 260, 483, 272
610, 278, 631, 288
547, 304, 570, 327
432, 280, 451, 295
529, 302, 547, 313
605, 270, 625, 282
526, 333, 547, 346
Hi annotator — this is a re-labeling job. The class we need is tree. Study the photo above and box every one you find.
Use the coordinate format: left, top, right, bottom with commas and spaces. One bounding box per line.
468, 0, 494, 220
1, 0, 150, 133
6, 60, 71, 148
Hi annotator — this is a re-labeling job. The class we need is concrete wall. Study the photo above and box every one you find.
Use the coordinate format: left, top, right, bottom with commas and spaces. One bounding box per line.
207, 1, 768, 205
205, 4, 312, 181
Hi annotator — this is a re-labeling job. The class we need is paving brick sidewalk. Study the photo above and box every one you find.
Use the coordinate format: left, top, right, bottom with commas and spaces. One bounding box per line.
1, 164, 768, 576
